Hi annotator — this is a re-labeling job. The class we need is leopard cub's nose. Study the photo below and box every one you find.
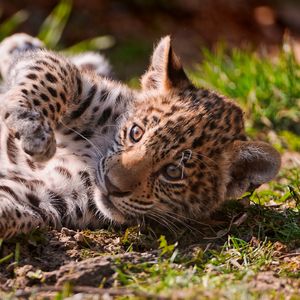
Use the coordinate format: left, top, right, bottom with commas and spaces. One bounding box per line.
104, 175, 132, 198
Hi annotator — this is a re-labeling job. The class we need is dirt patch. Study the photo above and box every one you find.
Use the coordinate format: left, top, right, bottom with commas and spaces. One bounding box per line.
10, 252, 157, 288
0, 227, 159, 292
282, 151, 300, 168
250, 271, 300, 294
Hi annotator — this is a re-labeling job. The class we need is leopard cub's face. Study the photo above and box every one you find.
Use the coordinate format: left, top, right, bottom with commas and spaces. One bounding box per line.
96, 37, 281, 225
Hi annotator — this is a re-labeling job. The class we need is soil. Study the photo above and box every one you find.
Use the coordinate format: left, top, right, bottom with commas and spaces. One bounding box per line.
0, 228, 159, 297
0, 212, 299, 299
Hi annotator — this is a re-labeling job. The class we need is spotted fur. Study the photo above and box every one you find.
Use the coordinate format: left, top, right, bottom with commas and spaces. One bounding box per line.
0, 34, 281, 238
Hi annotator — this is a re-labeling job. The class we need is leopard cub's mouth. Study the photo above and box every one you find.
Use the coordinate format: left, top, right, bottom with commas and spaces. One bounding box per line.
100, 194, 120, 214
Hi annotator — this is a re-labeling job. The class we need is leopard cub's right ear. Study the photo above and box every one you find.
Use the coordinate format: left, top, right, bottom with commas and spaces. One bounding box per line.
225, 140, 281, 199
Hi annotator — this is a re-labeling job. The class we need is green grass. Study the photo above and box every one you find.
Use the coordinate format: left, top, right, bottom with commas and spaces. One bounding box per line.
0, 9, 28, 40
190, 45, 300, 138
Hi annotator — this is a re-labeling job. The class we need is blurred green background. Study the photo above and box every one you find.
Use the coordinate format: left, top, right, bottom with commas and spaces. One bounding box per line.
1, 0, 300, 79
1, 0, 300, 147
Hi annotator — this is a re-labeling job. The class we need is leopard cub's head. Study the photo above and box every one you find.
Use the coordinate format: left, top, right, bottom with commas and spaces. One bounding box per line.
96, 36, 281, 225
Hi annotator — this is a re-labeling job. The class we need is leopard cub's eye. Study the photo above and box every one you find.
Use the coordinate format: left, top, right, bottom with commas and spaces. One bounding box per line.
162, 164, 184, 181
129, 124, 144, 143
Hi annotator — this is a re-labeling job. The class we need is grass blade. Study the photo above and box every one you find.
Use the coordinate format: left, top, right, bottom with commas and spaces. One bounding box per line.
38, 0, 72, 48
0, 10, 28, 40
0, 252, 13, 265
63, 35, 115, 54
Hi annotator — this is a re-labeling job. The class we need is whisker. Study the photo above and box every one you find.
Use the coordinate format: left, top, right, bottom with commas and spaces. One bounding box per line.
153, 208, 204, 235
164, 213, 202, 234
148, 211, 179, 235
196, 152, 219, 167
154, 208, 216, 234
60, 121, 104, 158
148, 212, 173, 232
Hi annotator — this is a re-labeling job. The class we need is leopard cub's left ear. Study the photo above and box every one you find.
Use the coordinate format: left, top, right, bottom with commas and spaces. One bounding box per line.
141, 36, 191, 91
225, 140, 281, 199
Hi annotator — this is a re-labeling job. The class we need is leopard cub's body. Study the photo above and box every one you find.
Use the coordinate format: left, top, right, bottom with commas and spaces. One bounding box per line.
0, 34, 280, 238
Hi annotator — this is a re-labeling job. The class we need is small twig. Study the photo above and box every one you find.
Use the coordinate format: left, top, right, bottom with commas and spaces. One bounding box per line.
203, 213, 239, 240
279, 252, 300, 259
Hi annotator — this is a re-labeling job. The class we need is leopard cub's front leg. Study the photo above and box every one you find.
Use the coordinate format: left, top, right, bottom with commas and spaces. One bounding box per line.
0, 39, 79, 161
2, 94, 56, 161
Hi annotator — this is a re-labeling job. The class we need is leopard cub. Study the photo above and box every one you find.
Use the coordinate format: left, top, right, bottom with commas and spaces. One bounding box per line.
0, 33, 281, 238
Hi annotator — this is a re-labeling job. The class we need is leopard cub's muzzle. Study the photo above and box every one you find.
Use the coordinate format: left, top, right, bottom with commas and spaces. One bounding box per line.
103, 157, 145, 197
96, 150, 152, 220
104, 175, 133, 198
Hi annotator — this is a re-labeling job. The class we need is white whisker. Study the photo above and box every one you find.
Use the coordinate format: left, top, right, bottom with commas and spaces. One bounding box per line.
60, 121, 104, 159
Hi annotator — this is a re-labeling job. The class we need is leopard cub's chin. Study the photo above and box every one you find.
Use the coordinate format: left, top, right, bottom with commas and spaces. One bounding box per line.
95, 164, 129, 224
95, 192, 128, 224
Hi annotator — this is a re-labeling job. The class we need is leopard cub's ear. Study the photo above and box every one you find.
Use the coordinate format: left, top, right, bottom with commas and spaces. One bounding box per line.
141, 36, 191, 91
225, 141, 281, 199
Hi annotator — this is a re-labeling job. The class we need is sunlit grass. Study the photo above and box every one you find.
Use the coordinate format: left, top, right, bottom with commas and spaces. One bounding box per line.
190, 45, 300, 136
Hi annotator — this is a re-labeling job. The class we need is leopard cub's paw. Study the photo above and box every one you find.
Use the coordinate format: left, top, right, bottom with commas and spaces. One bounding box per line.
20, 121, 56, 162
5, 109, 56, 161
